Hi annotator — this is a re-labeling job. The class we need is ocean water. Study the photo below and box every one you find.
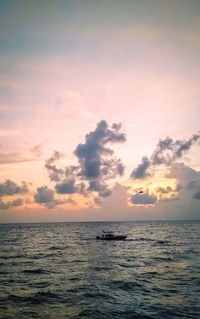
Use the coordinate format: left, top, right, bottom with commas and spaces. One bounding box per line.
0, 221, 199, 319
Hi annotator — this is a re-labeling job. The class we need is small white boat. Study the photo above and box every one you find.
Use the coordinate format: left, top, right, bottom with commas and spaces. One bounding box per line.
96, 231, 127, 240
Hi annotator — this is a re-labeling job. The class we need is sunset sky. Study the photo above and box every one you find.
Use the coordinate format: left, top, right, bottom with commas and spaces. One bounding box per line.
0, 0, 200, 222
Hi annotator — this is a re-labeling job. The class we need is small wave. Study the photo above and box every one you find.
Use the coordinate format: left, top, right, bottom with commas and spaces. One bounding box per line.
0, 270, 11, 275
109, 310, 154, 319
75, 308, 155, 319
125, 237, 155, 242
89, 265, 111, 271
155, 240, 169, 245
7, 291, 65, 305
69, 277, 79, 282
153, 256, 174, 262
48, 245, 68, 250
22, 268, 50, 274
74, 259, 86, 263
0, 254, 27, 260
27, 281, 50, 288
28, 252, 58, 259
151, 241, 174, 247
72, 309, 107, 319
118, 263, 134, 268
111, 280, 143, 290
83, 291, 110, 299
80, 237, 95, 241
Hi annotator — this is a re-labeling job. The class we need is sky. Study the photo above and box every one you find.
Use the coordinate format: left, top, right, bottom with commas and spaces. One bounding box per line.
0, 0, 200, 223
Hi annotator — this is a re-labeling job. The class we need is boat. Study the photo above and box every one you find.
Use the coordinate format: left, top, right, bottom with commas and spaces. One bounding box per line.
96, 231, 127, 240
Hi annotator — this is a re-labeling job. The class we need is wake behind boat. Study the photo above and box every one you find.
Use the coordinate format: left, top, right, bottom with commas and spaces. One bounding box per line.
96, 231, 127, 240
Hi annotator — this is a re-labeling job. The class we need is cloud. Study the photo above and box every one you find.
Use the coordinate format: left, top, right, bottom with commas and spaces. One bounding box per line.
65, 197, 77, 206
0, 152, 37, 165
160, 196, 180, 202
192, 190, 200, 200
34, 186, 56, 208
74, 120, 126, 180
0, 179, 27, 210
72, 120, 125, 200
65, 165, 79, 178
165, 163, 200, 206
0, 198, 23, 210
152, 134, 200, 166
34, 186, 54, 203
131, 133, 200, 179
166, 163, 199, 186
45, 151, 65, 182
0, 180, 28, 196
47, 121, 126, 203
131, 192, 157, 205
55, 179, 78, 194
94, 197, 102, 206
34, 185, 78, 208
187, 180, 198, 190
155, 186, 180, 202
131, 156, 151, 179
88, 180, 112, 197
30, 142, 46, 157
156, 186, 173, 194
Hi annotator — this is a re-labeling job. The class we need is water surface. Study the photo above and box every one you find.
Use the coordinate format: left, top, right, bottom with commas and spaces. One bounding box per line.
0, 221, 199, 318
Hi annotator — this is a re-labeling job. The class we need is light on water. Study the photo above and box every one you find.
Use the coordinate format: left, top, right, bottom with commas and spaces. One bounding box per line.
0, 221, 199, 319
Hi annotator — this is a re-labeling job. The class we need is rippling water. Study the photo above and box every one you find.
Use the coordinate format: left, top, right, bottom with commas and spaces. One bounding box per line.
0, 221, 199, 319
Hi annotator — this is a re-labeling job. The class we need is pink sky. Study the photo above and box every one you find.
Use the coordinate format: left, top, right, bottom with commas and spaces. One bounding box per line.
0, 1, 200, 222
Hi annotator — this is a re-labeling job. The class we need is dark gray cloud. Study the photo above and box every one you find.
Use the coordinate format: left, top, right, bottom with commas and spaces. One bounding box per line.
131, 133, 200, 180
131, 192, 157, 205
34, 186, 56, 208
74, 120, 126, 180
34, 186, 54, 203
0, 180, 28, 196
131, 156, 151, 179
187, 180, 199, 190
34, 185, 78, 208
47, 121, 126, 204
0, 179, 27, 210
45, 151, 64, 182
55, 179, 78, 194
0, 198, 23, 209
193, 190, 200, 200
88, 180, 112, 197
101, 158, 125, 179
152, 134, 200, 166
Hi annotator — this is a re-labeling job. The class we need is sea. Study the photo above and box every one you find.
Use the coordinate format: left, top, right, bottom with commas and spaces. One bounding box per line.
0, 221, 199, 319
